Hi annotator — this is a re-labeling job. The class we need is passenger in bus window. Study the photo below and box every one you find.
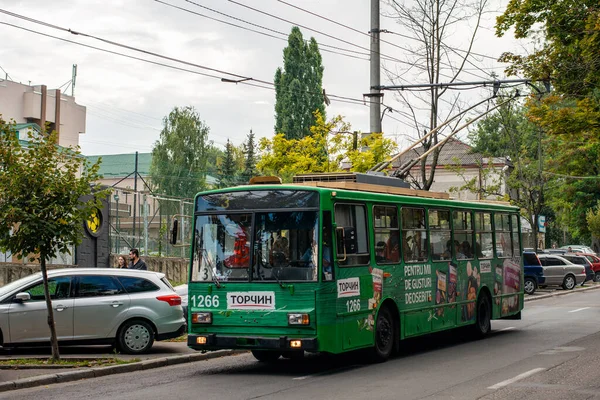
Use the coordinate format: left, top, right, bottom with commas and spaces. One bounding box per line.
461, 241, 472, 258
376, 241, 387, 262
455, 241, 467, 259
475, 242, 484, 258
443, 240, 453, 259
386, 233, 400, 262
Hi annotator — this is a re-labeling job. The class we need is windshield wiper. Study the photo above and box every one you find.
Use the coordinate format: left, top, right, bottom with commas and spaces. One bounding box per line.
271, 269, 287, 289
201, 248, 221, 288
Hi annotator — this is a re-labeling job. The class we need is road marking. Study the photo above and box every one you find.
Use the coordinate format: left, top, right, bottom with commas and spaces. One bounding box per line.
499, 326, 515, 332
487, 368, 545, 390
568, 307, 590, 313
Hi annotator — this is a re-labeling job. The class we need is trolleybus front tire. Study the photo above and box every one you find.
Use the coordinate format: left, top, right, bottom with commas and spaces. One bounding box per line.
251, 350, 281, 362
369, 306, 395, 362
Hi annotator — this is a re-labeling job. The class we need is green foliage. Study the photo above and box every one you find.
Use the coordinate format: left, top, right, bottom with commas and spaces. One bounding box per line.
0, 117, 109, 262
274, 26, 325, 140
150, 106, 212, 198
496, 0, 600, 96
586, 201, 600, 240
241, 130, 258, 183
258, 111, 397, 181
218, 139, 239, 188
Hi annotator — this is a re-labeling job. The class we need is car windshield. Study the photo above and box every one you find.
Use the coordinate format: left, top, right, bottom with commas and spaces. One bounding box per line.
0, 273, 41, 299
191, 211, 320, 282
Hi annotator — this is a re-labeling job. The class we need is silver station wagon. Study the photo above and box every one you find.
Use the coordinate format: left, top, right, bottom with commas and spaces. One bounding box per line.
0, 269, 186, 354
537, 254, 587, 290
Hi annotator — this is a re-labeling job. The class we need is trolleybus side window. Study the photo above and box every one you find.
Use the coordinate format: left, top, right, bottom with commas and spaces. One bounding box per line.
334, 204, 370, 266
474, 212, 493, 259
511, 214, 520, 257
429, 209, 451, 261
453, 211, 473, 259
402, 207, 428, 263
373, 205, 399, 264
495, 213, 512, 258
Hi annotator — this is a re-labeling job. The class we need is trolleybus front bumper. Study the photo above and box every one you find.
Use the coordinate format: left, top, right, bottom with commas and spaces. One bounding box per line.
188, 334, 318, 352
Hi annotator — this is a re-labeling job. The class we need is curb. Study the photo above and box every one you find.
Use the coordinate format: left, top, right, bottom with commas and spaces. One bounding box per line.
0, 349, 242, 393
524, 284, 600, 302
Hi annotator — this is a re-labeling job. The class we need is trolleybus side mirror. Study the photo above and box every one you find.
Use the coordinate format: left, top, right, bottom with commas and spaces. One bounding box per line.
171, 219, 178, 245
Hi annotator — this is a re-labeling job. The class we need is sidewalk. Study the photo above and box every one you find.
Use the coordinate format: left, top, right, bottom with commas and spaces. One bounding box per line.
0, 341, 202, 385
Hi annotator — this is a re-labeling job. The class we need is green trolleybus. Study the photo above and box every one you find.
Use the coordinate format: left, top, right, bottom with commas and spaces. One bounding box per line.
184, 177, 523, 362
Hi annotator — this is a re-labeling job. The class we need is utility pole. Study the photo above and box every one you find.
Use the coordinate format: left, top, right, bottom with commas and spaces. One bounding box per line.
133, 152, 138, 249
368, 0, 382, 138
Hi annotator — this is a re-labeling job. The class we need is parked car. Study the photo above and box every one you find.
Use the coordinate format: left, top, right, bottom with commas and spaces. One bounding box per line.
174, 283, 188, 322
523, 251, 544, 295
560, 245, 596, 255
0, 269, 185, 354
561, 254, 594, 284
537, 254, 587, 290
576, 253, 600, 282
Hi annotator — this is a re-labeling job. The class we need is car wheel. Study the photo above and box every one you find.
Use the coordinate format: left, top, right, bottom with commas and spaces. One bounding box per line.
595, 272, 600, 283
562, 275, 576, 290
117, 320, 155, 354
369, 306, 395, 362
251, 350, 281, 362
471, 294, 492, 338
524, 278, 536, 295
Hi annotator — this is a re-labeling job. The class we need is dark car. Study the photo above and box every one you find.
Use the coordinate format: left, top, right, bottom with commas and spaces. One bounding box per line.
523, 251, 544, 295
576, 253, 600, 282
561, 254, 594, 285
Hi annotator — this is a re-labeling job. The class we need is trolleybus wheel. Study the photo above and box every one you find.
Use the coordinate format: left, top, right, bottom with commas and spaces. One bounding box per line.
370, 306, 394, 362
251, 350, 281, 362
472, 294, 491, 339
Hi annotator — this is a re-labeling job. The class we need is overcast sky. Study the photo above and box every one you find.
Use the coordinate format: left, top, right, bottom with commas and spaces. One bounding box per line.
0, 0, 522, 156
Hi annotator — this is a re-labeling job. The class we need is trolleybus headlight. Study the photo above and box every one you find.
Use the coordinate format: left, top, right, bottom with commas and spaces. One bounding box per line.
192, 312, 213, 324
288, 313, 310, 325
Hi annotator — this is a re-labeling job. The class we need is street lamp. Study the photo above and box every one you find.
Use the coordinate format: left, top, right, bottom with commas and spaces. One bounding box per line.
114, 193, 120, 254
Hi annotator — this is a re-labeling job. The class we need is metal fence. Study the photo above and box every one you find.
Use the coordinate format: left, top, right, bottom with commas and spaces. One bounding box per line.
108, 189, 194, 258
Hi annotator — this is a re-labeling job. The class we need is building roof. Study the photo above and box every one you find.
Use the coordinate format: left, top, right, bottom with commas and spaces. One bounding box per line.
392, 138, 483, 168
85, 152, 219, 185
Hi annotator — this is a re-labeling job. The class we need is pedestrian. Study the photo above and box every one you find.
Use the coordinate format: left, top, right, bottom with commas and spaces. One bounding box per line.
117, 255, 127, 269
128, 248, 147, 270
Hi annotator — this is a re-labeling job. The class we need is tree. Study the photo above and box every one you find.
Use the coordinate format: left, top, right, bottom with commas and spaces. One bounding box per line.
384, 0, 491, 190
454, 98, 548, 250
218, 139, 237, 188
496, 0, 600, 242
274, 26, 325, 140
241, 130, 258, 183
0, 117, 109, 362
150, 106, 211, 199
258, 111, 397, 181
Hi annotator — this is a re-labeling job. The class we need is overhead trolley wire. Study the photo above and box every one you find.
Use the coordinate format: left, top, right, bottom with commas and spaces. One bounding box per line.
153, 0, 371, 61
276, 0, 501, 62
0, 14, 380, 110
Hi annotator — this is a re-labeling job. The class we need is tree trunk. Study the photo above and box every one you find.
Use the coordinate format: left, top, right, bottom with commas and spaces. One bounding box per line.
40, 255, 60, 362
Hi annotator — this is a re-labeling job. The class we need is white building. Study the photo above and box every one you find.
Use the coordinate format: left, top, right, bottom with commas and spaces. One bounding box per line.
0, 80, 86, 148
392, 138, 511, 200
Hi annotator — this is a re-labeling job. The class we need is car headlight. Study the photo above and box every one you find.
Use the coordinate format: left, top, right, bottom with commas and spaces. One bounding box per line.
288, 313, 310, 325
191, 312, 212, 324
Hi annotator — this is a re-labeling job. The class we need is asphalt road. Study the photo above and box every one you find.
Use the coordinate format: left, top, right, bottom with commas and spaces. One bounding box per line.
3, 290, 600, 400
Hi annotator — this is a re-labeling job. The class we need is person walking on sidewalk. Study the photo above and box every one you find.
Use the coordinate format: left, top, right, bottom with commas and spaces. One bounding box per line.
129, 248, 147, 270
